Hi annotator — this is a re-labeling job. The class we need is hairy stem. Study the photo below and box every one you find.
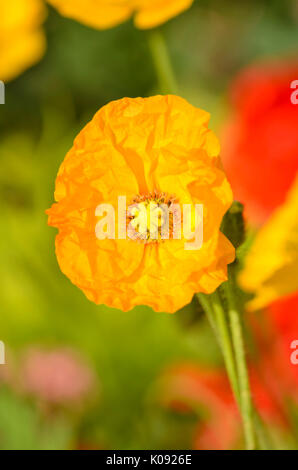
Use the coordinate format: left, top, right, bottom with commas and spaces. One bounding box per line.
223, 280, 256, 450
198, 291, 240, 405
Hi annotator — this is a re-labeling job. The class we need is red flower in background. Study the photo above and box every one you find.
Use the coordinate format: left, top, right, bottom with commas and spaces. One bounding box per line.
221, 60, 298, 225
259, 293, 298, 399
157, 365, 239, 449
157, 364, 284, 449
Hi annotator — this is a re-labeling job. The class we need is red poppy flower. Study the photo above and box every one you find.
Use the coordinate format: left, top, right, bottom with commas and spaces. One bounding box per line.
266, 293, 298, 394
221, 60, 298, 225
249, 293, 298, 414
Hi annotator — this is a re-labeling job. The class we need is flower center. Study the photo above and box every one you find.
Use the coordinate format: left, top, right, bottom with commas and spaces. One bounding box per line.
127, 191, 179, 244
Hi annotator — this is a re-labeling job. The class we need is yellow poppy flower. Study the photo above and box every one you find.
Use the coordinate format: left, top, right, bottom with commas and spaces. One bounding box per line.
239, 175, 298, 311
47, 0, 194, 30
0, 0, 46, 82
47, 95, 235, 313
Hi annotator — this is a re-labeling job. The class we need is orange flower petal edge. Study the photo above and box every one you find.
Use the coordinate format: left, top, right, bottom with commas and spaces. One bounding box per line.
47, 0, 194, 30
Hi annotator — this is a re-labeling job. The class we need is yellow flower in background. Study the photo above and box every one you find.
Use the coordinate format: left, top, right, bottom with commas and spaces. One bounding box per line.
239, 175, 298, 311
47, 95, 235, 313
0, 0, 46, 82
47, 0, 194, 30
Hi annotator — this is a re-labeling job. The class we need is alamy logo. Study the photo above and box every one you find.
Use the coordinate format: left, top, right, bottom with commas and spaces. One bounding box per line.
95, 196, 204, 250
0, 341, 5, 364
290, 80, 298, 105
290, 340, 298, 365
0, 81, 5, 104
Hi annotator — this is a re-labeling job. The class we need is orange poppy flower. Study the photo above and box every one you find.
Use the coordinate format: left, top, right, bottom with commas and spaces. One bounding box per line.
47, 0, 194, 30
47, 95, 235, 313
0, 0, 46, 82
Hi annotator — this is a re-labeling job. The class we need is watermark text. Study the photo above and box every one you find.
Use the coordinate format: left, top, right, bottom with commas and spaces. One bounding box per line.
95, 196, 204, 250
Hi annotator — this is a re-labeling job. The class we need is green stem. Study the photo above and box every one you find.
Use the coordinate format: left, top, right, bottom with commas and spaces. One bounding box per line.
196, 293, 219, 344
147, 30, 178, 95
253, 411, 273, 450
200, 291, 240, 406
223, 280, 255, 450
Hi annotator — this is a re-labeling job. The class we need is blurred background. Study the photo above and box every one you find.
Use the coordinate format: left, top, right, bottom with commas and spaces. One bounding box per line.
1, 0, 298, 450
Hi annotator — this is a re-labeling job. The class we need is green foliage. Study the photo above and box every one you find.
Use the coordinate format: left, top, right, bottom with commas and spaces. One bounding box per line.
220, 201, 245, 251
0, 388, 72, 450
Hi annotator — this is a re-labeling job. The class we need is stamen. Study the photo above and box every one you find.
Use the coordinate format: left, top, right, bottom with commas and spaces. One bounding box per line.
127, 190, 180, 244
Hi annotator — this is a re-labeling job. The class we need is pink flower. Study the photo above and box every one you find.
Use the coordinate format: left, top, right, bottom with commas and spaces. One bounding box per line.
21, 348, 95, 405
